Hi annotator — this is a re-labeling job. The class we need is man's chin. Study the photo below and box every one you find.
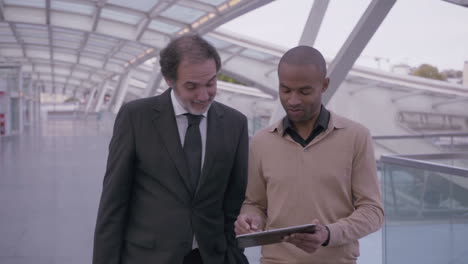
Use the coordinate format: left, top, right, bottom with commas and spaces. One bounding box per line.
188, 104, 211, 115
286, 115, 302, 123
287, 115, 310, 124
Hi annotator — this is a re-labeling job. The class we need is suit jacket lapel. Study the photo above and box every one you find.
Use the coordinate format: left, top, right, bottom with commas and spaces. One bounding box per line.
152, 89, 193, 195
195, 102, 224, 197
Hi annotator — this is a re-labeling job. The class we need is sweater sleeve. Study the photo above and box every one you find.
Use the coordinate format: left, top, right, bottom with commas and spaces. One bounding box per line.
326, 128, 384, 247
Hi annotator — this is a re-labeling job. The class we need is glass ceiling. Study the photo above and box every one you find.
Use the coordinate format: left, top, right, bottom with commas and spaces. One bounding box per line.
160, 4, 205, 24
1, 0, 275, 96
101, 8, 143, 25
108, 0, 159, 12
148, 20, 181, 34
197, 0, 228, 6
51, 1, 96, 15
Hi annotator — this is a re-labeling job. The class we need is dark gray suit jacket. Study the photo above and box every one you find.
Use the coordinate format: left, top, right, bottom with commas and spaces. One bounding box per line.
93, 89, 249, 264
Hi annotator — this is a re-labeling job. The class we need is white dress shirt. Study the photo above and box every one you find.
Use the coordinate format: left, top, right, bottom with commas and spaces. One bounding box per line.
170, 89, 209, 250
170, 89, 208, 169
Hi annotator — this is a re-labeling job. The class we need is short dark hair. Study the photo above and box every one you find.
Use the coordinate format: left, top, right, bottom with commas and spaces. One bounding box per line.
278, 46, 327, 78
159, 34, 221, 81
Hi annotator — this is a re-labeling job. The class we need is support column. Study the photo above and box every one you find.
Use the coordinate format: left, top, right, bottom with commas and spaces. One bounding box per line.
145, 72, 163, 97
36, 83, 42, 122
268, 98, 284, 125
28, 99, 34, 125
111, 72, 131, 114
84, 85, 98, 114
299, 0, 330, 46
324, 0, 396, 104
0, 69, 8, 136
25, 75, 33, 126
18, 69, 24, 133
144, 61, 163, 97
94, 80, 109, 113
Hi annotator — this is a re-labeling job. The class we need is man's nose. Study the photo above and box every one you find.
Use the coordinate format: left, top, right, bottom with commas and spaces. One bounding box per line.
197, 88, 209, 101
288, 93, 301, 106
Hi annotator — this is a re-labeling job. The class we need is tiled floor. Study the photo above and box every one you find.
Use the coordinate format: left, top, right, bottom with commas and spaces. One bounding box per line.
0, 116, 381, 264
1, 118, 112, 264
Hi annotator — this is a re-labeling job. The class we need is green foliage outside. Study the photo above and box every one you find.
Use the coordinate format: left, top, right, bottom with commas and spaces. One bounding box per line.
411, 64, 447, 81
218, 73, 245, 85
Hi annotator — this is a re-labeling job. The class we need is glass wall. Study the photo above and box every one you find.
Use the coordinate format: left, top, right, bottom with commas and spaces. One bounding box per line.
381, 154, 468, 264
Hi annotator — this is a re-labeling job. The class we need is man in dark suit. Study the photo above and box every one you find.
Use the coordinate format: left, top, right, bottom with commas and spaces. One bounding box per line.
93, 34, 249, 264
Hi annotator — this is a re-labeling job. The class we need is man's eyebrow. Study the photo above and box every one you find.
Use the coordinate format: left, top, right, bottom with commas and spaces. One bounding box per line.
207, 75, 217, 83
280, 83, 312, 90
184, 81, 197, 86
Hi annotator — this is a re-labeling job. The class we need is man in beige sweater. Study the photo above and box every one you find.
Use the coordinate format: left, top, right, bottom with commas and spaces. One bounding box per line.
234, 46, 384, 264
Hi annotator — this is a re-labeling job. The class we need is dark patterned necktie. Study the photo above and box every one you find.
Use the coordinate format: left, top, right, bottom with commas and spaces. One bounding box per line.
183, 113, 203, 192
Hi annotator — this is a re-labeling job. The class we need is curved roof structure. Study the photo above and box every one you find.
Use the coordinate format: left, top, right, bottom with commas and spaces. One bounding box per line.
0, 0, 274, 96
1, 0, 467, 116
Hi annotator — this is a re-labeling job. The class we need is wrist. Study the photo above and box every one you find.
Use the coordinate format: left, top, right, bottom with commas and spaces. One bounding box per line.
321, 226, 330, 247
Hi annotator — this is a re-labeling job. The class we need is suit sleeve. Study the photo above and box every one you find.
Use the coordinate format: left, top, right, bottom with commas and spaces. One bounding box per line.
93, 104, 135, 264
240, 134, 268, 222
223, 115, 249, 262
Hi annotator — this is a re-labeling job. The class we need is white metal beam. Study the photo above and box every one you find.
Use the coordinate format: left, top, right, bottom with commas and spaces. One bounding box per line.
77, 32, 90, 65
135, 1, 166, 41
299, 0, 329, 46
197, 0, 275, 35
9, 23, 26, 57
94, 80, 110, 112
432, 97, 468, 108
45, 0, 51, 25
145, 72, 163, 97
143, 61, 162, 97
153, 16, 188, 29
324, 0, 397, 104
223, 47, 245, 65
391, 90, 426, 102
442, 0, 468, 8
30, 71, 99, 86
92, 1, 106, 32
0, 0, 5, 20
264, 66, 276, 77
103, 40, 126, 67
47, 25, 56, 94
347, 82, 379, 96
180, 0, 217, 13
220, 68, 277, 98
85, 84, 99, 113
37, 79, 93, 91
111, 72, 131, 114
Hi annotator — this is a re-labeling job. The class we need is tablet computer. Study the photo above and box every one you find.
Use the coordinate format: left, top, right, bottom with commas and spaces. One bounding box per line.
236, 224, 316, 248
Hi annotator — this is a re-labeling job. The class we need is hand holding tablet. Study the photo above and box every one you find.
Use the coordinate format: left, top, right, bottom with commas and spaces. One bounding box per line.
236, 224, 316, 248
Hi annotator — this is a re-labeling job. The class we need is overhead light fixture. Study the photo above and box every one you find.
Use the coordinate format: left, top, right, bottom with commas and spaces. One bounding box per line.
229, 0, 242, 7
178, 28, 191, 35
218, 4, 228, 11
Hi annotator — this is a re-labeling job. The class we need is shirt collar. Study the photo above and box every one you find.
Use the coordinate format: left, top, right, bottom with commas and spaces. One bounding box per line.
281, 105, 329, 136
170, 88, 208, 117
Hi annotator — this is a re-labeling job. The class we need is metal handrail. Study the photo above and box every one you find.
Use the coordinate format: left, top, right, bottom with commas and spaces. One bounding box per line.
373, 133, 468, 140
381, 153, 468, 178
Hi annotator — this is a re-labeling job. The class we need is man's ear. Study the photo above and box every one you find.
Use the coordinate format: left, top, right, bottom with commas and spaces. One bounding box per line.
322, 77, 330, 93
164, 77, 174, 88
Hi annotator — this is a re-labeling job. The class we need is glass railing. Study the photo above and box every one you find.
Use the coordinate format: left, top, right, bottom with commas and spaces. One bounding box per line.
373, 133, 468, 155
380, 153, 468, 264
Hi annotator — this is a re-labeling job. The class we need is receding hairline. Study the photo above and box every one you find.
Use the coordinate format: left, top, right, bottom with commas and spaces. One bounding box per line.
175, 35, 216, 63
278, 46, 327, 77
159, 34, 221, 81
